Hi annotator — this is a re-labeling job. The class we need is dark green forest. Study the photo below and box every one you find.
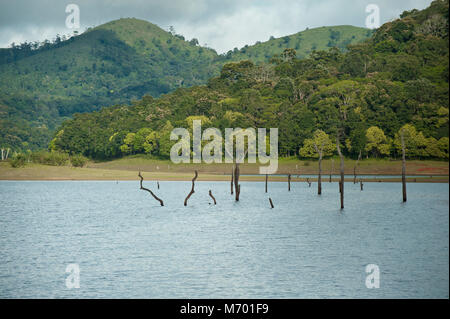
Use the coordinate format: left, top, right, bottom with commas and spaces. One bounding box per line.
0, 17, 369, 152
49, 0, 449, 161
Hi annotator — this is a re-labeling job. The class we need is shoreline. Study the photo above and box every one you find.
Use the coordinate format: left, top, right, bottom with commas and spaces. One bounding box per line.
1, 160, 448, 183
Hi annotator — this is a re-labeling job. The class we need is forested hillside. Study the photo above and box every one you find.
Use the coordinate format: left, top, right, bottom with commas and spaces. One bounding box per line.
50, 0, 449, 161
0, 18, 369, 151
227, 25, 372, 62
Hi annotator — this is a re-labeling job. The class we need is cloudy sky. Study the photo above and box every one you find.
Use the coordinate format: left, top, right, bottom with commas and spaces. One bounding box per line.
0, 0, 433, 53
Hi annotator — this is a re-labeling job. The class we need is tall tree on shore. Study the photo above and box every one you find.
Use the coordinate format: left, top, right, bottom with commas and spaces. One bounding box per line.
300, 130, 335, 195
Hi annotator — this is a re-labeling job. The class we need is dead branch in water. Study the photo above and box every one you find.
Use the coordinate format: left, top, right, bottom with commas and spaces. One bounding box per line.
233, 149, 247, 201
230, 167, 234, 195
354, 150, 362, 184
209, 190, 217, 205
288, 174, 291, 191
265, 174, 268, 193
184, 170, 198, 206
306, 178, 311, 187
400, 130, 407, 203
157, 181, 160, 189
138, 172, 164, 206
360, 179, 364, 191
269, 198, 274, 209
336, 132, 345, 210
234, 163, 240, 201
314, 141, 324, 195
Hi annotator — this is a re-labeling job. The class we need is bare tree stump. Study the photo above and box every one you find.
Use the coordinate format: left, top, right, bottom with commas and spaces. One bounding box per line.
234, 164, 241, 201
269, 198, 274, 209
138, 172, 164, 206
265, 174, 268, 193
360, 179, 364, 191
209, 190, 217, 205
336, 133, 345, 210
184, 171, 198, 206
157, 181, 160, 189
288, 174, 291, 192
230, 167, 234, 195
401, 130, 407, 203
354, 150, 362, 184
314, 142, 325, 195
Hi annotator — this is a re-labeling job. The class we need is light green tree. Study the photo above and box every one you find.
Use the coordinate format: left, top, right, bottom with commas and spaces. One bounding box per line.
143, 131, 160, 154
159, 121, 175, 158
365, 126, 391, 158
394, 124, 428, 158
437, 137, 449, 159
120, 133, 136, 154
299, 130, 335, 158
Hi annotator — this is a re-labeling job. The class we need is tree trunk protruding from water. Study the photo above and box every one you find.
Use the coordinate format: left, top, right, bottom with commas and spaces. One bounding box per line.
400, 130, 407, 203
157, 181, 160, 189
234, 164, 241, 201
354, 150, 362, 184
265, 174, 268, 193
360, 179, 364, 191
336, 133, 345, 210
209, 190, 217, 205
230, 167, 234, 195
269, 198, 274, 209
138, 172, 164, 206
314, 142, 324, 195
288, 174, 291, 192
184, 170, 198, 206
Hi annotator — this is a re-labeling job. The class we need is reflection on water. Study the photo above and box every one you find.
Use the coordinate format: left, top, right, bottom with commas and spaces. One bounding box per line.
0, 181, 448, 298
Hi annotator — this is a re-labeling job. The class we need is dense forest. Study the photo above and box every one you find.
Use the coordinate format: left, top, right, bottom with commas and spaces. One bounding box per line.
48, 0, 449, 161
0, 18, 369, 152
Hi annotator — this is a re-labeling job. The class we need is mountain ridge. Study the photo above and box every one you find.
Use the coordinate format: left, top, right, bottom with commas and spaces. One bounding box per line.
48, 0, 449, 160
0, 18, 371, 150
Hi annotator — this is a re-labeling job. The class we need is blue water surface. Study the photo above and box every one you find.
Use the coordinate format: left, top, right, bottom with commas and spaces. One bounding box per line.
0, 180, 448, 298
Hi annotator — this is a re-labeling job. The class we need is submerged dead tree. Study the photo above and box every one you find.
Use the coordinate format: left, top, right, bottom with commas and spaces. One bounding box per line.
354, 150, 362, 184
265, 174, 268, 193
184, 170, 198, 206
314, 142, 325, 195
269, 198, 274, 209
336, 134, 345, 210
138, 172, 164, 206
234, 163, 241, 201
230, 167, 234, 195
209, 190, 217, 205
400, 130, 407, 203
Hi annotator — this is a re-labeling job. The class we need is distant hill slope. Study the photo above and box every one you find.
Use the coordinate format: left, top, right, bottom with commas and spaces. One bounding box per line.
49, 0, 449, 161
0, 18, 371, 151
227, 25, 372, 63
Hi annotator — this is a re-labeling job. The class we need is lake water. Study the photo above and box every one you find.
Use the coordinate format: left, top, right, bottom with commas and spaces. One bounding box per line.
0, 180, 448, 298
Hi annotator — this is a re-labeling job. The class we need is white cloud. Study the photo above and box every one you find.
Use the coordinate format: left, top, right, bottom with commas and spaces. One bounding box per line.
0, 0, 434, 53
